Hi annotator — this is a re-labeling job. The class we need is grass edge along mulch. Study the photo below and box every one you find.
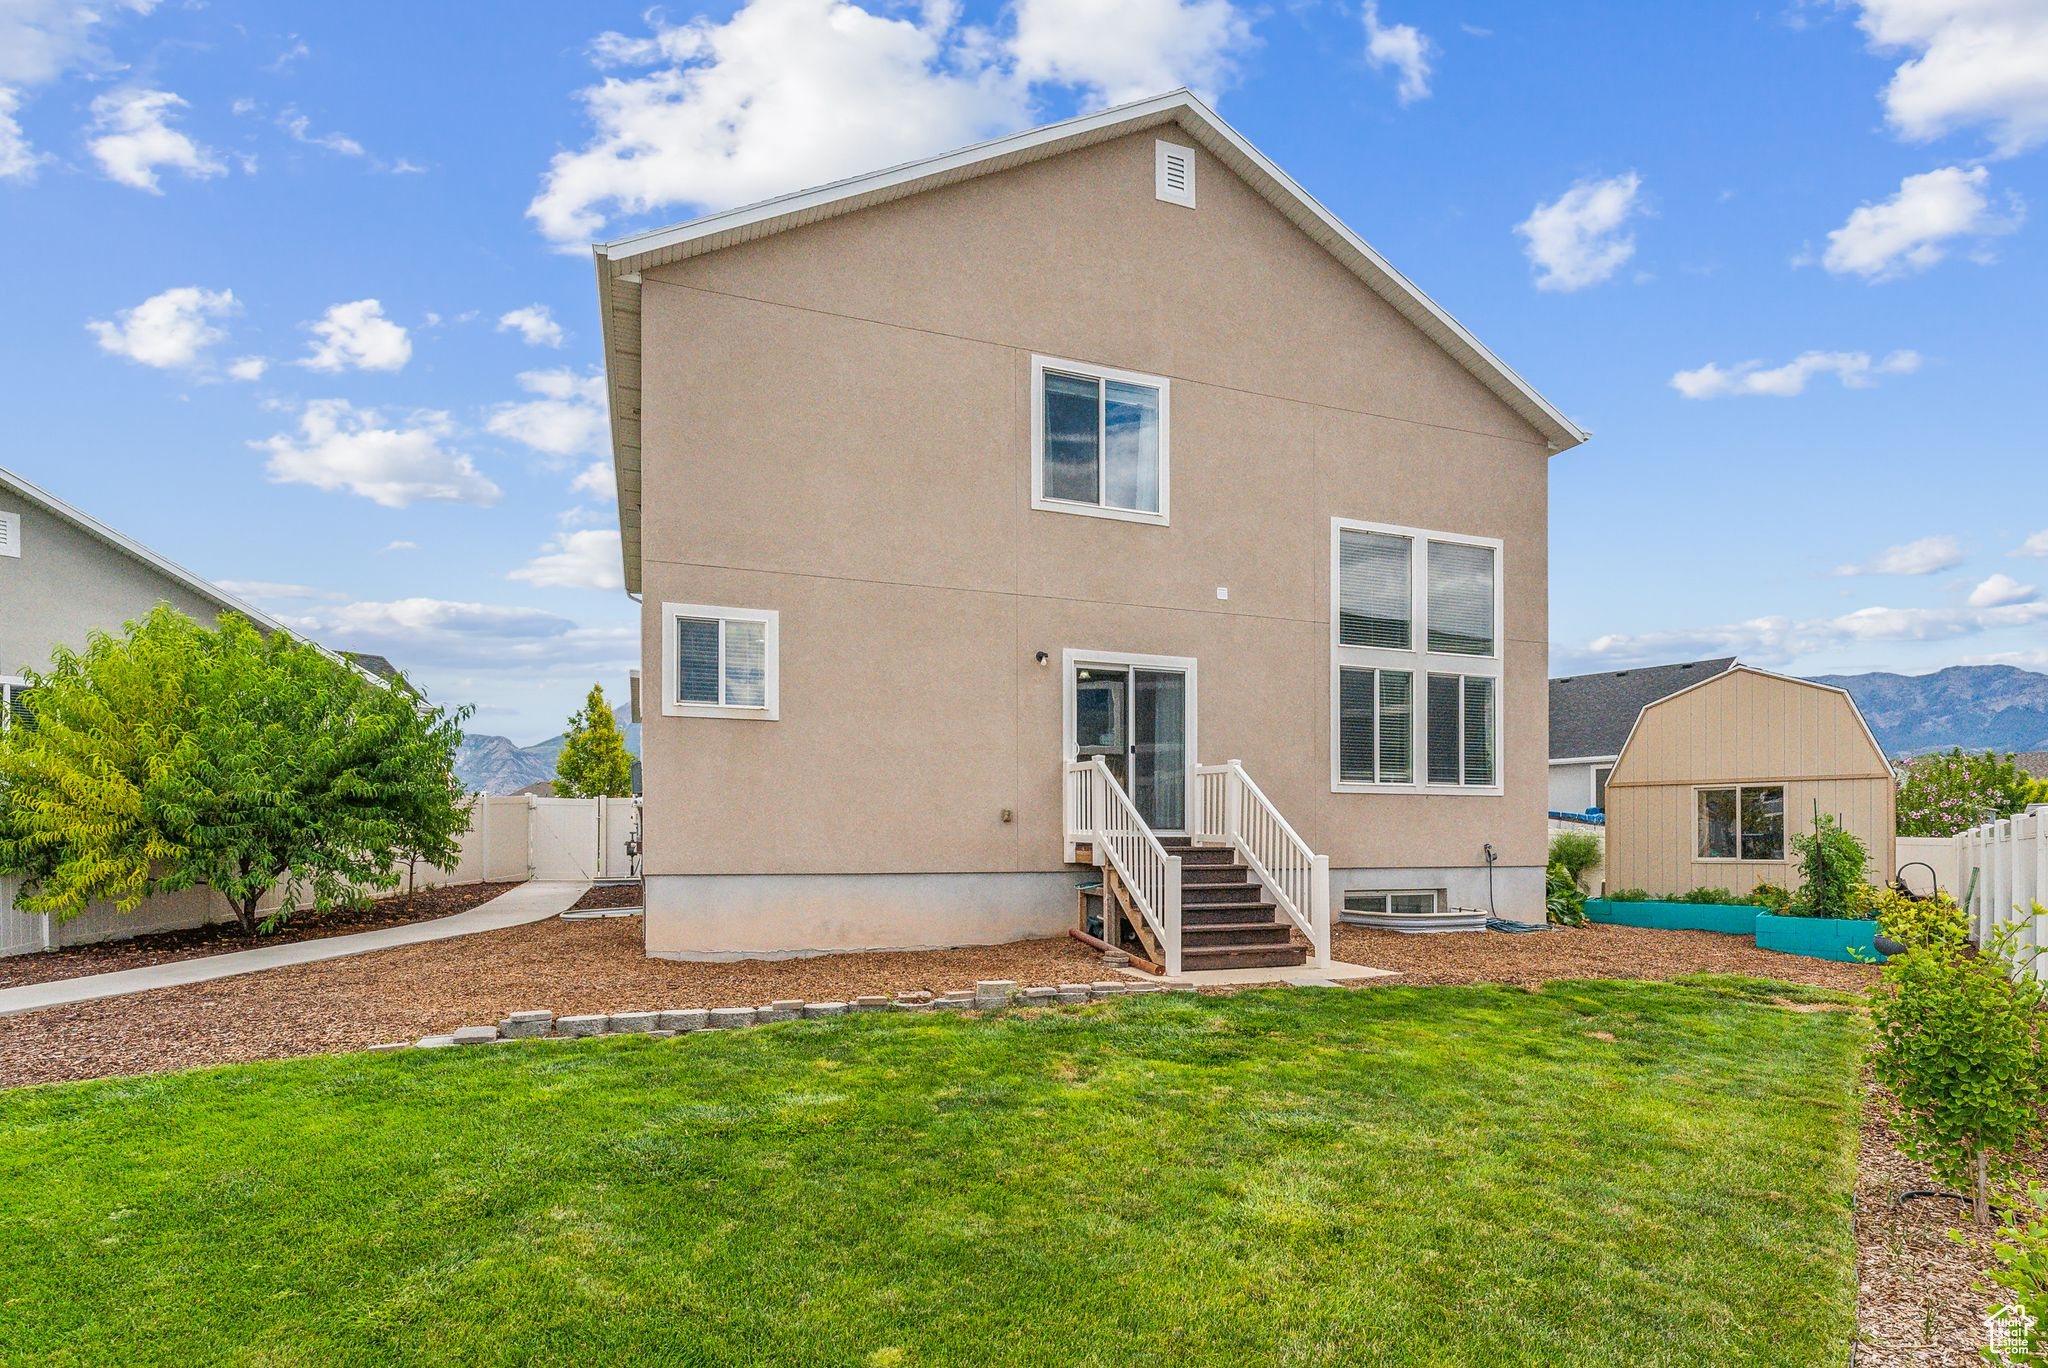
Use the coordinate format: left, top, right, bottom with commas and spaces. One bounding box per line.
0, 977, 1864, 1367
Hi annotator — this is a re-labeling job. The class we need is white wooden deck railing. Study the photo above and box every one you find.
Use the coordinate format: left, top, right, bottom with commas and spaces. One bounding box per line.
1064, 757, 1183, 976
1193, 760, 1331, 967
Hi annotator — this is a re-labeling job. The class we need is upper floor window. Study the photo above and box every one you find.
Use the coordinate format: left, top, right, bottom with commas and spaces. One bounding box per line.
662, 603, 779, 721
1030, 356, 1169, 526
1330, 519, 1502, 794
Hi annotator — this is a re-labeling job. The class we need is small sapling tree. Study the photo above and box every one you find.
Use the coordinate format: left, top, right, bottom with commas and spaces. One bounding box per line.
553, 683, 633, 799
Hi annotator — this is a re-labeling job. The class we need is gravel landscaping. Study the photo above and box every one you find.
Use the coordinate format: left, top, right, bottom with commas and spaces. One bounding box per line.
566, 881, 643, 913
0, 882, 522, 991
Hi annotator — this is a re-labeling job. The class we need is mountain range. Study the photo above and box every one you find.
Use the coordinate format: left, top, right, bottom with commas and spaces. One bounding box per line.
456, 705, 642, 794
1809, 665, 2048, 757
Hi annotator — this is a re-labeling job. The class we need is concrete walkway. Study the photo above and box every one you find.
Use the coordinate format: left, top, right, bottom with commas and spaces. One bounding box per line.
0, 881, 589, 1017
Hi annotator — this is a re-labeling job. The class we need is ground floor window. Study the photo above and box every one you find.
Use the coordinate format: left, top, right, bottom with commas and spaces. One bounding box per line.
1337, 667, 1413, 784
1696, 785, 1784, 861
1341, 890, 1440, 922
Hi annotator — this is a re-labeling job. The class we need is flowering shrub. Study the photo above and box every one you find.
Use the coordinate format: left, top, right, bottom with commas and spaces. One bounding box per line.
1896, 748, 2038, 838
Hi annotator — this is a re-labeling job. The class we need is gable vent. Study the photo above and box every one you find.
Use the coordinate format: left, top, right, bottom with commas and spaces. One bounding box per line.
0, 510, 17, 559
1155, 141, 1195, 208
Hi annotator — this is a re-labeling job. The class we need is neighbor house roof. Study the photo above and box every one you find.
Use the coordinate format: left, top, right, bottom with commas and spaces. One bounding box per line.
0, 464, 300, 639
2016, 751, 2048, 780
1549, 657, 1738, 760
592, 88, 1590, 595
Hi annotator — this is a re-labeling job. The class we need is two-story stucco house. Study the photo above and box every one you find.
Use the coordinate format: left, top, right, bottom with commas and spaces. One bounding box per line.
593, 92, 1586, 973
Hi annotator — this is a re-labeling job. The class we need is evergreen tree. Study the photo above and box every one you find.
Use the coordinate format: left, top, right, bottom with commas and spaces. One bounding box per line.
553, 683, 633, 798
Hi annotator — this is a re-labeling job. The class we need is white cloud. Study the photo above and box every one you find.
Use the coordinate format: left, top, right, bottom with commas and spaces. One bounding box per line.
571, 461, 617, 500
292, 597, 635, 672
1010, 0, 1252, 106
1817, 164, 2023, 280
1670, 348, 1921, 399
1361, 2, 1433, 105
382, 539, 418, 553
1585, 598, 2048, 666
299, 299, 412, 373
215, 579, 337, 602
2017, 529, 2048, 558
497, 305, 564, 348
0, 86, 38, 179
226, 355, 267, 381
485, 368, 609, 461
87, 88, 227, 192
509, 528, 625, 591
1832, 534, 1965, 577
1968, 572, 2038, 607
1514, 171, 1644, 291
1851, 0, 2048, 157
255, 399, 501, 508
86, 286, 238, 369
279, 106, 365, 158
530, 0, 1255, 247
0, 0, 156, 87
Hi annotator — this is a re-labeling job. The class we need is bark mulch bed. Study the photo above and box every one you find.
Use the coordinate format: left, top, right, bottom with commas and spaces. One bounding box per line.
567, 881, 645, 913
1852, 1082, 2046, 1367
1334, 920, 1880, 993
0, 882, 522, 991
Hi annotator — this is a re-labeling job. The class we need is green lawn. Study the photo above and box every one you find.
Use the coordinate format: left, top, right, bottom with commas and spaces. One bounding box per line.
0, 979, 1864, 1367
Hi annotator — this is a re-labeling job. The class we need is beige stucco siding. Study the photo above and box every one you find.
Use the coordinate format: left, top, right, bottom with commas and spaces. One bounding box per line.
636, 129, 1552, 886
1604, 670, 1896, 896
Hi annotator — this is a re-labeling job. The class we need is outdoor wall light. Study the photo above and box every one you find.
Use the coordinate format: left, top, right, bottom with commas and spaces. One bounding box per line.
1035, 651, 1050, 665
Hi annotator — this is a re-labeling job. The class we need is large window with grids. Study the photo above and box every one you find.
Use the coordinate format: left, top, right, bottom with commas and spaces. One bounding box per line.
1331, 519, 1502, 793
661, 604, 779, 721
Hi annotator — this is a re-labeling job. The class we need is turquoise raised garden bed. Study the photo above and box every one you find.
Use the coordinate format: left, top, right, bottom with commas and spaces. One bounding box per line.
1754, 913, 1880, 963
1585, 899, 1760, 937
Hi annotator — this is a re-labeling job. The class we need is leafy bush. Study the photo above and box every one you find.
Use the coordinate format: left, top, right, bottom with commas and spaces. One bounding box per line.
1606, 888, 1651, 902
1873, 889, 1968, 950
1547, 831, 1603, 889
1981, 1185, 2048, 1363
1672, 887, 1739, 906
1745, 882, 1793, 912
1788, 814, 1868, 920
1546, 863, 1587, 927
1896, 748, 2039, 838
1868, 909, 2048, 1226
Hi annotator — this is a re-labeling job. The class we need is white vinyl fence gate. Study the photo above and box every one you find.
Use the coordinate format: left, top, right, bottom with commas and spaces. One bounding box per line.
1958, 805, 2048, 978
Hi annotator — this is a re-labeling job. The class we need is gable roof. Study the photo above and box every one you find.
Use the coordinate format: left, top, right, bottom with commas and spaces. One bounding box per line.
0, 465, 300, 639
1549, 657, 1738, 760
1612, 663, 1889, 776
593, 88, 1589, 595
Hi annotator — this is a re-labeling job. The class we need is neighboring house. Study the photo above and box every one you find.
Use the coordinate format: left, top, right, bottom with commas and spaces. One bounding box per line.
0, 465, 309, 723
2008, 751, 2048, 782
593, 91, 1587, 966
1548, 658, 1736, 816
0, 465, 388, 954
1603, 666, 1896, 898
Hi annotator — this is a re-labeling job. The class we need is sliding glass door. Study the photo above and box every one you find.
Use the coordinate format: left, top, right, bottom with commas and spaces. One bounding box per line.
1071, 661, 1189, 832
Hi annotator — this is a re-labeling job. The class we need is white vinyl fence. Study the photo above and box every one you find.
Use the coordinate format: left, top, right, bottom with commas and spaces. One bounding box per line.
1958, 806, 2048, 973
0, 794, 641, 957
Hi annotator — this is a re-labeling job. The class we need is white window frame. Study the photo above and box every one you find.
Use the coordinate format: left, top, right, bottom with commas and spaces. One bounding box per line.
1340, 889, 1441, 922
1, 676, 26, 732
660, 603, 779, 721
1029, 355, 1171, 527
1693, 783, 1787, 862
1329, 518, 1504, 796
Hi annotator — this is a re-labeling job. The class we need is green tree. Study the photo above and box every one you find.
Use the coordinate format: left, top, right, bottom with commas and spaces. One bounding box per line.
0, 605, 470, 936
553, 683, 632, 798
1869, 912, 2048, 1227
1896, 748, 2039, 837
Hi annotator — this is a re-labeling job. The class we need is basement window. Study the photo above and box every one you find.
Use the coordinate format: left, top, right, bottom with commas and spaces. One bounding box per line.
1341, 890, 1440, 922
662, 603, 778, 721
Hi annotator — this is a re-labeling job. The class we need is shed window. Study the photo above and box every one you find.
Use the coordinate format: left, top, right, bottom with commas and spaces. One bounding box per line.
1031, 356, 1169, 525
662, 604, 778, 720
1697, 785, 1784, 860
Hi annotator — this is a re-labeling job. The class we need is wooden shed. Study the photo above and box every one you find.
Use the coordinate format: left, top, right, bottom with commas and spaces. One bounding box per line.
1603, 666, 1896, 898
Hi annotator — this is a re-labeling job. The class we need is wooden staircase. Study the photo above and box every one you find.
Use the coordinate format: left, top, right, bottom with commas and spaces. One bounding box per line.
1098, 837, 1308, 972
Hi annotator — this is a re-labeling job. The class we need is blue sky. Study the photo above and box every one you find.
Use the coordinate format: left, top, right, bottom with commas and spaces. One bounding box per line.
3, 0, 2044, 741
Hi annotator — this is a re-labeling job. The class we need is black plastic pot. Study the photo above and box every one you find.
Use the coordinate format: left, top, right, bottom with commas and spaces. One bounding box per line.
1873, 932, 1908, 959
